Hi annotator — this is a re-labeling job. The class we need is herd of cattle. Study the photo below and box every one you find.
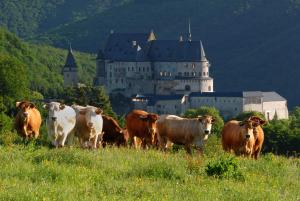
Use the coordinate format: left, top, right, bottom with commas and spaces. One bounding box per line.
14, 101, 266, 159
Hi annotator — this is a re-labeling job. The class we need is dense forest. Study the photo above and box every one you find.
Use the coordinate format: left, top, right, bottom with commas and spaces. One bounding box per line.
3, 0, 300, 107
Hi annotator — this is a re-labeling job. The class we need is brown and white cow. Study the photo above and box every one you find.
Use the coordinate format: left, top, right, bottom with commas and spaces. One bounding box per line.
14, 101, 42, 139
221, 116, 266, 159
100, 115, 126, 147
156, 115, 215, 154
125, 110, 158, 149
72, 105, 103, 149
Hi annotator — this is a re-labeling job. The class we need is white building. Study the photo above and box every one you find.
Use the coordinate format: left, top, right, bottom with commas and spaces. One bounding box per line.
133, 91, 289, 120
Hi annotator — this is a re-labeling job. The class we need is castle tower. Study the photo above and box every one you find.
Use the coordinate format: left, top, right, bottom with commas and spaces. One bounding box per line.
93, 49, 106, 86
199, 41, 214, 92
63, 44, 78, 86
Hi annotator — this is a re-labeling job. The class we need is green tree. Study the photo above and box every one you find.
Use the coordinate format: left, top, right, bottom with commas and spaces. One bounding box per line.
0, 54, 29, 111
183, 106, 224, 136
234, 111, 265, 121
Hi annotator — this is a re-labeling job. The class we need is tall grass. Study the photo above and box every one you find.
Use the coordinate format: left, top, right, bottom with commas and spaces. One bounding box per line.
0, 139, 299, 201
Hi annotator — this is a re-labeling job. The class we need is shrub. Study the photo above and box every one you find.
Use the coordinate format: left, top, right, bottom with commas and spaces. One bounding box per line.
205, 155, 244, 181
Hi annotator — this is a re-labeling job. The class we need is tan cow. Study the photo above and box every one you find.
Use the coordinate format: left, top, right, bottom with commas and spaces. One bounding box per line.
14, 101, 42, 139
221, 116, 266, 159
156, 115, 215, 154
72, 105, 103, 149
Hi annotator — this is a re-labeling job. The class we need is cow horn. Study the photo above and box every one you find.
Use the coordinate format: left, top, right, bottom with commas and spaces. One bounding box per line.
59, 103, 65, 110
139, 115, 148, 119
16, 101, 22, 108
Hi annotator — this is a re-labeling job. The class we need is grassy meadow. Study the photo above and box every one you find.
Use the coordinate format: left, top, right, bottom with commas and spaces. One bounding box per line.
0, 136, 299, 201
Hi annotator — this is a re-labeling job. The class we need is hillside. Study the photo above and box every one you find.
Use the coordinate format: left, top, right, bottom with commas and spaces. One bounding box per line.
0, 0, 133, 38
31, 0, 300, 108
0, 28, 95, 97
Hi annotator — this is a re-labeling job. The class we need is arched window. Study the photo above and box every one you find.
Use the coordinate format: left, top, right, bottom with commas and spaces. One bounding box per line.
208, 86, 212, 91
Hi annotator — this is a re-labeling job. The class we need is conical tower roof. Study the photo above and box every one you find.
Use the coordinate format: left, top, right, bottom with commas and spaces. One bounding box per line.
64, 44, 77, 68
200, 41, 207, 62
148, 30, 156, 42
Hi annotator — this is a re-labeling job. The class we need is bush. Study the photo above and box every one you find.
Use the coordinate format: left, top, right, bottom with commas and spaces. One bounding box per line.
205, 155, 244, 181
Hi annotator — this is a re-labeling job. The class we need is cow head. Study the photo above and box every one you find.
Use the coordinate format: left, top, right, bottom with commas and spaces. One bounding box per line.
198, 115, 215, 135
16, 101, 35, 121
139, 113, 159, 144
79, 106, 103, 129
239, 119, 256, 140
248, 116, 266, 127
43, 102, 66, 122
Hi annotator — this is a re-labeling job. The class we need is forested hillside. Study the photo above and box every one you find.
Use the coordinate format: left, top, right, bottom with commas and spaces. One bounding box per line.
0, 0, 133, 38
0, 28, 95, 97
1, 0, 300, 107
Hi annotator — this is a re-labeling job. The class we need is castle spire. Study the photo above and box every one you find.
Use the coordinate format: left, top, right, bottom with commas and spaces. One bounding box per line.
200, 41, 207, 61
64, 43, 77, 69
148, 29, 156, 42
188, 18, 192, 42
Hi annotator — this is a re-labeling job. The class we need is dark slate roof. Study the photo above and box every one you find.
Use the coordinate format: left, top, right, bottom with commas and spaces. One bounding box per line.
64, 46, 77, 68
262, 92, 286, 102
101, 32, 206, 62
190, 92, 243, 98
103, 33, 149, 61
134, 94, 184, 106
148, 40, 202, 62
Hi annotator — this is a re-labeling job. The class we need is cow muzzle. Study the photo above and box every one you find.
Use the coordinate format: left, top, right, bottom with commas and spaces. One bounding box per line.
87, 122, 94, 128
245, 134, 251, 139
204, 130, 210, 134
23, 112, 29, 117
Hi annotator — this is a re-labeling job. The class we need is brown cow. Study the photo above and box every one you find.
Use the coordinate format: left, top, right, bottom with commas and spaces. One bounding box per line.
100, 115, 126, 147
221, 116, 266, 159
14, 101, 42, 139
156, 115, 215, 154
125, 110, 158, 149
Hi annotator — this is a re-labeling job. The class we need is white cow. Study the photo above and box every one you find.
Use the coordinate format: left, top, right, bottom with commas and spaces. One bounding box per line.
43, 102, 76, 148
72, 105, 103, 149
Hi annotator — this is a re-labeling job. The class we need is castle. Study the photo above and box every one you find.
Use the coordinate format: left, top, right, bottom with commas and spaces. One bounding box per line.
63, 26, 289, 120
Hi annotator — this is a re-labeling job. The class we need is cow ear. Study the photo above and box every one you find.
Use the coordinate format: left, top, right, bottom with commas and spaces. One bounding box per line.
95, 108, 103, 115
29, 103, 35, 108
59, 103, 65, 110
259, 119, 266, 126
43, 103, 49, 110
239, 121, 245, 126
211, 118, 216, 124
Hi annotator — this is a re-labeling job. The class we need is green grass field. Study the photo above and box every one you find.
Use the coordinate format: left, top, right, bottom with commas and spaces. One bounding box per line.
0, 136, 299, 201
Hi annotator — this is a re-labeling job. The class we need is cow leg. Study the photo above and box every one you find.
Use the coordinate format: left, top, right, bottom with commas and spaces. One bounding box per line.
196, 147, 204, 156
93, 134, 99, 149
184, 144, 192, 155
60, 133, 68, 147
157, 134, 167, 151
253, 147, 261, 160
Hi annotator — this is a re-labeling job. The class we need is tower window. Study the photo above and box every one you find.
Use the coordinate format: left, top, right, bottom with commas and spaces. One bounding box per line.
208, 86, 212, 91
160, 72, 163, 76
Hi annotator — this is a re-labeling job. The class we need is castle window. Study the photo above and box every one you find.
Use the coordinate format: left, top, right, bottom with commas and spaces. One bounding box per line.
160, 72, 163, 76
164, 71, 167, 76
143, 67, 145, 72
192, 63, 195, 69
208, 86, 212, 91
139, 67, 141, 72
185, 85, 191, 91
199, 72, 201, 76
132, 67, 134, 71
147, 67, 149, 72
110, 72, 112, 77
128, 67, 130, 71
